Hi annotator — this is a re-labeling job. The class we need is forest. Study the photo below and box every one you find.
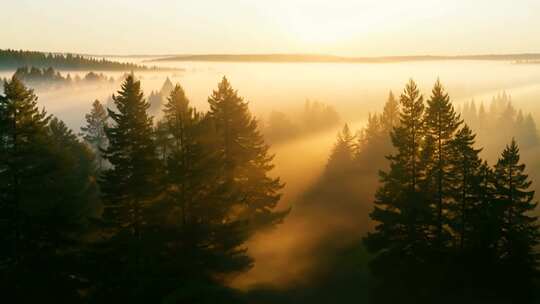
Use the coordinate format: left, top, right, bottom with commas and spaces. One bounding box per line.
0, 49, 170, 71
1, 72, 539, 304
0, 66, 116, 89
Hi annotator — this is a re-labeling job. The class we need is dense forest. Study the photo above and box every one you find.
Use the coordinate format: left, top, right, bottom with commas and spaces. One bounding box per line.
0, 49, 169, 71
1, 72, 539, 303
0, 66, 116, 89
297, 82, 540, 304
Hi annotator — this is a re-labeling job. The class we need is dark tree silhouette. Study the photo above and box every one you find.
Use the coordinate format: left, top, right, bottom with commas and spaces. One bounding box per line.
364, 80, 540, 304
0, 76, 50, 267
364, 79, 434, 303
0, 77, 98, 301
98, 74, 159, 299
423, 79, 462, 248
208, 76, 287, 230
493, 139, 539, 301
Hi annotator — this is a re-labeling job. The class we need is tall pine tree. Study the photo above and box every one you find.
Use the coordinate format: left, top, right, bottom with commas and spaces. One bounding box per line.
493, 139, 539, 301
150, 83, 252, 300
207, 76, 286, 230
0, 76, 50, 267
364, 79, 432, 303
0, 78, 98, 301
448, 125, 482, 250
423, 79, 461, 247
99, 74, 159, 299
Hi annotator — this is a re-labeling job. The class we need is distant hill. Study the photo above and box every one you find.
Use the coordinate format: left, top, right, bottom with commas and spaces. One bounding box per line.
0, 49, 176, 71
147, 53, 540, 63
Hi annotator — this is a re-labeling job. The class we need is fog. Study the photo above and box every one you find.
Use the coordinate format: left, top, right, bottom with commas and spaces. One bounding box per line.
4, 59, 540, 295
5, 59, 540, 128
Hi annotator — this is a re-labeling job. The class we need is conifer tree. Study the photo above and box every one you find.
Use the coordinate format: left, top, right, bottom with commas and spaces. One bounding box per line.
381, 90, 399, 131
361, 114, 383, 145
160, 77, 174, 97
326, 124, 355, 176
99, 74, 159, 296
207, 76, 286, 229
492, 139, 539, 299
364, 79, 431, 303
80, 99, 108, 171
154, 84, 252, 295
423, 79, 461, 247
161, 84, 204, 229
0, 76, 50, 266
0, 79, 98, 300
448, 125, 482, 250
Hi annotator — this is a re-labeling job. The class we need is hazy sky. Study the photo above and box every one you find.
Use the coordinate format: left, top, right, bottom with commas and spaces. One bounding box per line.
2, 0, 539, 56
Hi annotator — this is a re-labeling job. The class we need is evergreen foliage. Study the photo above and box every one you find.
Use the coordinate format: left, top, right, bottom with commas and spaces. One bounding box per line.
208, 76, 287, 229
364, 80, 540, 304
0, 77, 98, 301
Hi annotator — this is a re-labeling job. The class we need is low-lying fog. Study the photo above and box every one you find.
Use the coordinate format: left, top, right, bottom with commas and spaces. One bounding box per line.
3, 59, 540, 290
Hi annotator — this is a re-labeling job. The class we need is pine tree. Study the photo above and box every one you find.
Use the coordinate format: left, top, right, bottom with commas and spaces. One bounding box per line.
362, 113, 383, 145
493, 139, 539, 300
207, 76, 286, 229
381, 90, 399, 131
448, 125, 482, 250
423, 79, 461, 247
0, 76, 50, 266
326, 124, 355, 177
0, 78, 98, 301
99, 74, 159, 296
364, 79, 432, 303
159, 77, 174, 97
161, 84, 202, 229
80, 99, 108, 171
153, 84, 252, 296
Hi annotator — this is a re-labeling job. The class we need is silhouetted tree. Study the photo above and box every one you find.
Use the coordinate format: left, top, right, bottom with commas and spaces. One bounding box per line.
98, 74, 159, 299
208, 76, 287, 229
364, 79, 433, 303
492, 139, 540, 301
150, 83, 253, 301
0, 77, 98, 301
423, 79, 461, 247
448, 125, 482, 250
0, 76, 50, 267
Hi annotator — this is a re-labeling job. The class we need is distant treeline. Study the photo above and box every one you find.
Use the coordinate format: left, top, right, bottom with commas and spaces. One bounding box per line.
0, 49, 170, 70
3, 66, 117, 89
149, 53, 540, 63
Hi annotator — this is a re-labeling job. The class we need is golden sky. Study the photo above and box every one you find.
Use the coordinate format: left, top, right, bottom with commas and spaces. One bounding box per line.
2, 0, 539, 56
